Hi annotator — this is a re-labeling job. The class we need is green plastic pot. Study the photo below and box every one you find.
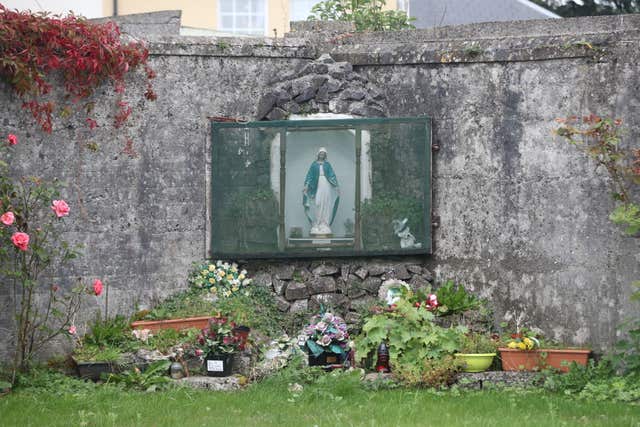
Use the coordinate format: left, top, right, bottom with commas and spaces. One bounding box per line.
454, 353, 496, 373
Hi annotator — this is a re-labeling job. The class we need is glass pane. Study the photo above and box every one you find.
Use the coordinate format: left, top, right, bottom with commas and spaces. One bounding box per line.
360, 122, 429, 252
211, 118, 431, 258
284, 129, 356, 250
219, 0, 233, 13
251, 14, 264, 29
220, 15, 234, 30
236, 15, 249, 29
236, 0, 249, 13
250, 0, 263, 14
211, 127, 281, 255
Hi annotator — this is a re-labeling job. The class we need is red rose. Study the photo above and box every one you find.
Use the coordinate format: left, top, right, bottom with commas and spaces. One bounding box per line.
51, 200, 70, 218
1, 211, 15, 226
7, 134, 17, 146
92, 279, 103, 296
11, 232, 29, 251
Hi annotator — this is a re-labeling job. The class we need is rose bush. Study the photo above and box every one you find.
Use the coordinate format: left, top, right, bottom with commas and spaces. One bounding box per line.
0, 134, 104, 382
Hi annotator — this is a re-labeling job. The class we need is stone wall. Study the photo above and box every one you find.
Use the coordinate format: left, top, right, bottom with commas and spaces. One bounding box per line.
1, 13, 639, 359
248, 258, 433, 329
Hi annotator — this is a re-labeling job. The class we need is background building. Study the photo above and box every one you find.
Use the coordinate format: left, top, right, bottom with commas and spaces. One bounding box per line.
408, 0, 560, 28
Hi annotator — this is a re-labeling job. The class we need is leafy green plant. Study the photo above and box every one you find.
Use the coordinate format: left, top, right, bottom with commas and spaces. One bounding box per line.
195, 315, 241, 355
82, 315, 131, 348
434, 281, 482, 316
13, 367, 100, 395
356, 299, 465, 374
143, 328, 199, 354
213, 286, 283, 337
143, 289, 214, 321
72, 345, 123, 363
105, 360, 172, 392
554, 115, 640, 236
458, 333, 498, 354
542, 359, 614, 395
308, 0, 415, 31
392, 355, 464, 389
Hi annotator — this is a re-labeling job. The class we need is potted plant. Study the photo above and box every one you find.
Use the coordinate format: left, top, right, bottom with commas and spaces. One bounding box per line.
539, 347, 591, 373
454, 332, 498, 372
499, 327, 590, 372
301, 311, 351, 367
72, 315, 132, 380
499, 330, 542, 371
194, 315, 241, 377
131, 261, 252, 332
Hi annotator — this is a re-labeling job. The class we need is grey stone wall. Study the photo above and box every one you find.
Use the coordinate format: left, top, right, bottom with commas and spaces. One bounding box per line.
1, 13, 639, 359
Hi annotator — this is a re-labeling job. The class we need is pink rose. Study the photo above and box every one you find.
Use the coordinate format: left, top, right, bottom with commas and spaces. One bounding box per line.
68, 325, 77, 335
93, 279, 103, 296
52, 284, 59, 292
11, 232, 29, 251
1, 211, 15, 226
7, 134, 17, 146
51, 200, 70, 218
195, 349, 203, 356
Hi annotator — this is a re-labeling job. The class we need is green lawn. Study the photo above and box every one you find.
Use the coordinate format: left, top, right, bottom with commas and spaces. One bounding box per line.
2, 381, 639, 427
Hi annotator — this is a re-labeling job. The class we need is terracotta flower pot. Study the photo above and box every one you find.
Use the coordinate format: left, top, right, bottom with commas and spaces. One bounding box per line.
540, 348, 590, 373
131, 316, 211, 332
498, 348, 541, 371
499, 348, 591, 372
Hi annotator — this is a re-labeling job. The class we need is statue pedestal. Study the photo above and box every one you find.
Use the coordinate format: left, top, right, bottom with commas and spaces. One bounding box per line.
287, 237, 354, 249
309, 233, 333, 239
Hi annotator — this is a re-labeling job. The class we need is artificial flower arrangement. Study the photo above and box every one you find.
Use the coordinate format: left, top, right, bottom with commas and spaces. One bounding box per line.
188, 260, 251, 298
300, 311, 351, 361
371, 281, 441, 314
194, 315, 241, 356
505, 330, 540, 351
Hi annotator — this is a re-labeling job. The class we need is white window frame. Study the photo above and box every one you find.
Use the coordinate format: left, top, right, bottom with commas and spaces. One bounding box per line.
397, 0, 410, 15
218, 0, 268, 36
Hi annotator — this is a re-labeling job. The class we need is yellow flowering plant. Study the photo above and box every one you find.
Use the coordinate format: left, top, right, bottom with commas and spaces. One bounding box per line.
505, 330, 540, 351
188, 261, 251, 298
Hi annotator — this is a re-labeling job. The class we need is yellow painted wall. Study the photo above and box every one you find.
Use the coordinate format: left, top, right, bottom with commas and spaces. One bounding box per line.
104, 0, 399, 36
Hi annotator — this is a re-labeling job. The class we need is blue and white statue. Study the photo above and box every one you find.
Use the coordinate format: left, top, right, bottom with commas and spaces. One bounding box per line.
303, 147, 340, 236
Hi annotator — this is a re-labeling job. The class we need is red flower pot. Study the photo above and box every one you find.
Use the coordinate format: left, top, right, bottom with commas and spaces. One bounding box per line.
498, 348, 541, 371
131, 316, 211, 332
540, 349, 590, 373
499, 348, 590, 372
232, 326, 250, 350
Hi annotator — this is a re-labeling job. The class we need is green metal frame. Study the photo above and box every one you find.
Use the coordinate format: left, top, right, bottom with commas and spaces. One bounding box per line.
210, 117, 432, 259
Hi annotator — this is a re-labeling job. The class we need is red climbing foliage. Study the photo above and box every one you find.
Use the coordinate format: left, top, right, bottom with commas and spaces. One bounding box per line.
0, 4, 156, 133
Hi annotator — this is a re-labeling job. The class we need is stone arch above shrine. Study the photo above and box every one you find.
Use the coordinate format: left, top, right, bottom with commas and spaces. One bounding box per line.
255, 54, 388, 121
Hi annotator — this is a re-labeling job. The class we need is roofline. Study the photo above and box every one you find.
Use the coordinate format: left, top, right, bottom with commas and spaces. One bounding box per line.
515, 0, 562, 18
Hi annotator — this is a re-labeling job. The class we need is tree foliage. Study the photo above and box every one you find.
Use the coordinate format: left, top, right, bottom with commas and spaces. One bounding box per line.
308, 0, 415, 31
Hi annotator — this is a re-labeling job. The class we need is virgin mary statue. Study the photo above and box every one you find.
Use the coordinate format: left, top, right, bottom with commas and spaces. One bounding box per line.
302, 147, 340, 236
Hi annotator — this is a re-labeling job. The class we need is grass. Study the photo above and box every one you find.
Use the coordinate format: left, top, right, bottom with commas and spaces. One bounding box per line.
1, 379, 639, 427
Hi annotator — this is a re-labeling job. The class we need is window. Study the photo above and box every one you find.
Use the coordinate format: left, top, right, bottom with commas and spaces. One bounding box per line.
218, 0, 266, 36
290, 0, 318, 22
397, 0, 410, 14
210, 117, 432, 258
